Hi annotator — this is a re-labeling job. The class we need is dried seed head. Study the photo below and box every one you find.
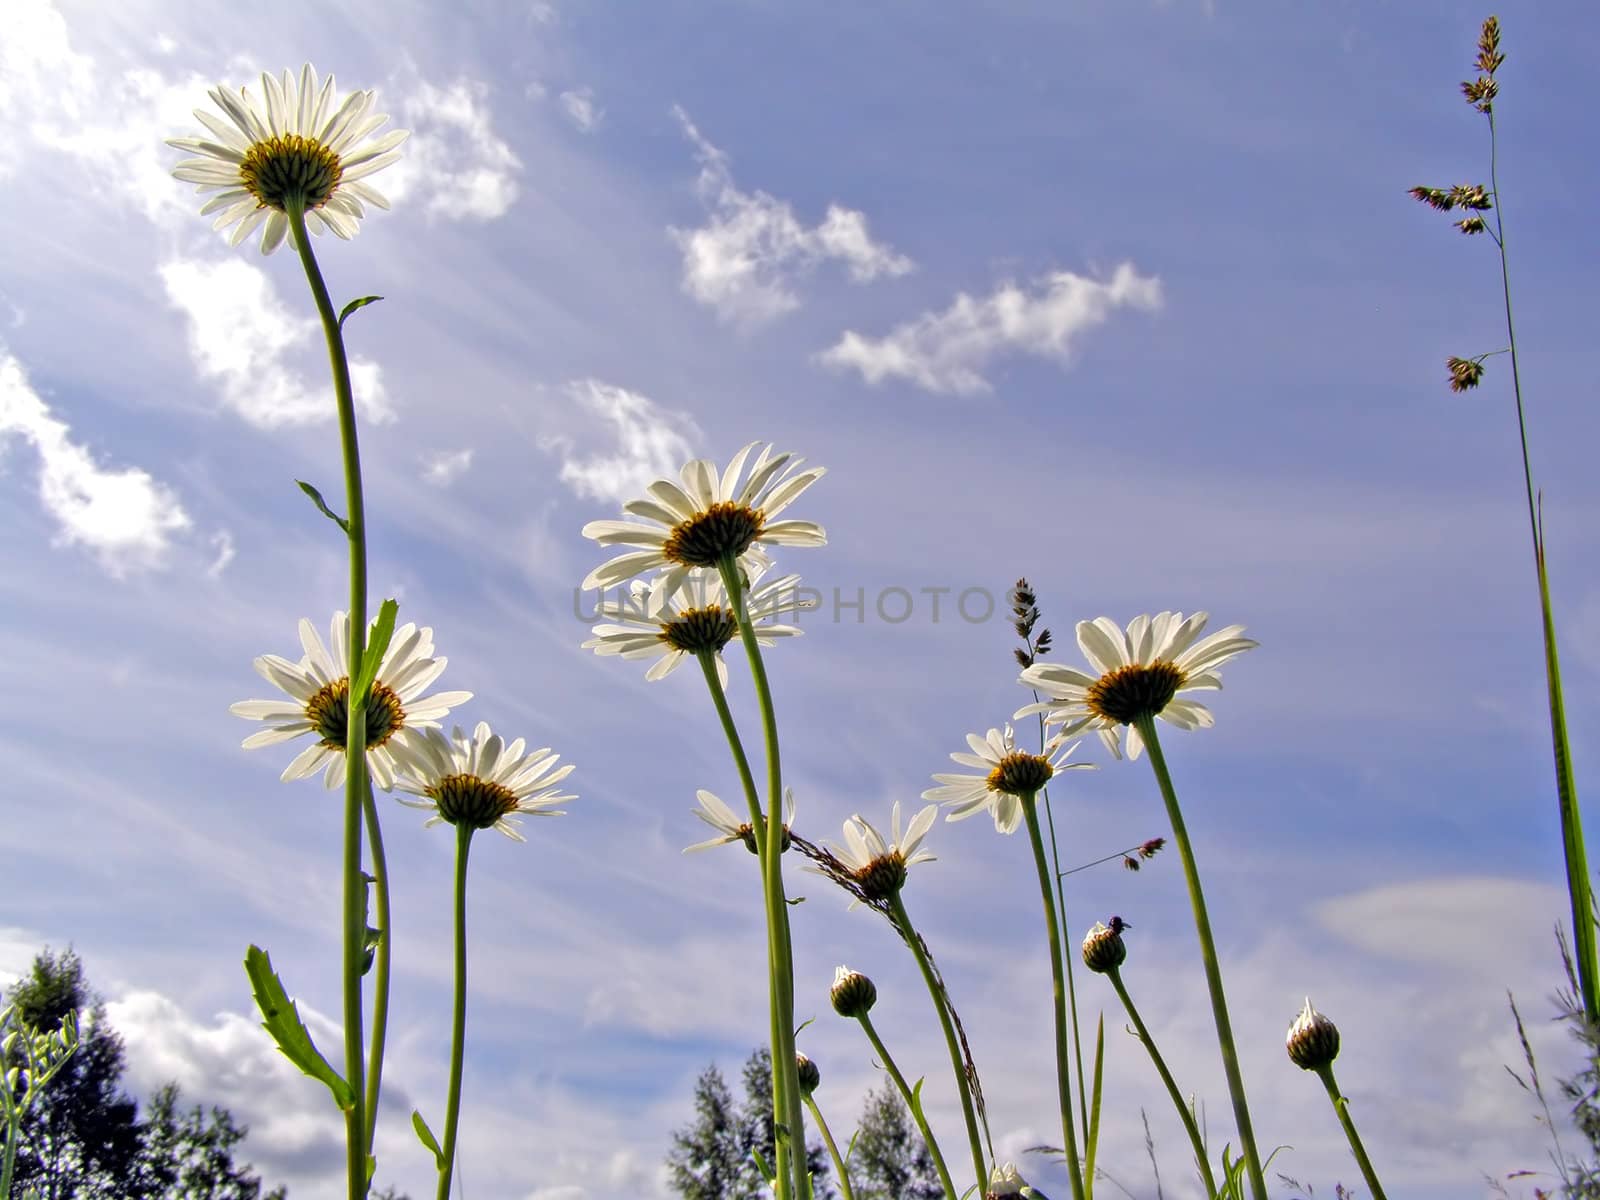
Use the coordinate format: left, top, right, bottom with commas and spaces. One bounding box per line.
1456, 215, 1488, 235
1286, 997, 1341, 1070
1409, 185, 1455, 212
1137, 837, 1166, 859
1476, 16, 1504, 75
1014, 646, 1033, 669
1447, 356, 1486, 392
1461, 76, 1499, 111
1447, 183, 1492, 210
1122, 854, 1140, 871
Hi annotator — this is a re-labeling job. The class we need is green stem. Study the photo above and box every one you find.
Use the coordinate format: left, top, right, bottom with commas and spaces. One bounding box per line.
1135, 716, 1266, 1200
288, 202, 368, 1200
435, 824, 474, 1200
802, 1092, 856, 1200
1020, 793, 1086, 1200
695, 650, 787, 1197
1044, 787, 1089, 1152
1106, 969, 1218, 1199
718, 558, 805, 1200
1314, 1065, 1388, 1200
887, 891, 987, 1190
1487, 108, 1597, 1027
856, 1013, 958, 1200
362, 785, 392, 1154
2, 1116, 19, 1200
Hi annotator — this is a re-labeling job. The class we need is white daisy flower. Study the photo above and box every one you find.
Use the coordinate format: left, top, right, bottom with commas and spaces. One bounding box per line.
580, 442, 826, 595
684, 787, 795, 854
392, 722, 574, 841
820, 801, 938, 901
167, 64, 408, 254
1018, 612, 1257, 761
923, 725, 1092, 834
583, 564, 814, 687
230, 612, 470, 790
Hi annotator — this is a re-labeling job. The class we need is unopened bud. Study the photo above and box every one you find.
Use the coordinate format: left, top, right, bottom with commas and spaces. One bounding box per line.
1286, 997, 1340, 1070
1081, 918, 1129, 974
795, 1052, 821, 1095
830, 966, 877, 1018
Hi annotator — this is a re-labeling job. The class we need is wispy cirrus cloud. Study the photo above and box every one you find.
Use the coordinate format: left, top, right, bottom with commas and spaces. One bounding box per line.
0, 350, 191, 576
544, 379, 699, 504
559, 86, 603, 133
161, 257, 391, 429
669, 106, 912, 327
820, 263, 1163, 394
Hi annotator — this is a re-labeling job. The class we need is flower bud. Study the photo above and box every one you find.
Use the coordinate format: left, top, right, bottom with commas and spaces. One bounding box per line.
1081, 918, 1129, 974
830, 965, 877, 1018
1286, 997, 1340, 1070
795, 1052, 821, 1095
987, 1161, 1040, 1198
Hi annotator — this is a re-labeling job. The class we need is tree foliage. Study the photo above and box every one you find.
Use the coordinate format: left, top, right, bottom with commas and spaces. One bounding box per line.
848, 1081, 942, 1200
1, 949, 286, 1200
666, 1048, 832, 1199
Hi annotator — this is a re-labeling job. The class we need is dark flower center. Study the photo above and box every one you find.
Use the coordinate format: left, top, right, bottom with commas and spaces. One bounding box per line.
736, 822, 791, 855
428, 773, 519, 830
1085, 660, 1187, 725
660, 605, 740, 654
240, 134, 343, 212
306, 677, 405, 750
661, 502, 765, 567
986, 751, 1053, 796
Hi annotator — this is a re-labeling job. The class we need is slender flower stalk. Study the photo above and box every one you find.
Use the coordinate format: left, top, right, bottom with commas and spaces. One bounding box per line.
1408, 18, 1594, 1023
1019, 792, 1087, 1200
435, 822, 473, 1200
1286, 1000, 1387, 1200
833, 969, 957, 1200
720, 553, 807, 1200
1137, 716, 1265, 1200
1084, 922, 1217, 1199
796, 1055, 856, 1200
360, 786, 391, 1156
289, 198, 371, 1200
886, 890, 988, 1190
853, 1012, 958, 1200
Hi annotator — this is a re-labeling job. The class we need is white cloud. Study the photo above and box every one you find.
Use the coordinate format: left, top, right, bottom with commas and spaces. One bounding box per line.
422, 447, 475, 486
206, 529, 236, 577
559, 87, 603, 133
819, 262, 1163, 394
0, 350, 191, 576
669, 106, 912, 326
160, 257, 392, 429
0, 0, 94, 180
546, 379, 699, 504
386, 76, 522, 222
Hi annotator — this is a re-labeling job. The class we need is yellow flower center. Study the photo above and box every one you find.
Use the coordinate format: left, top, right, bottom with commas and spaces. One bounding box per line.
428, 773, 520, 830
239, 134, 343, 212
659, 604, 740, 654
1084, 660, 1187, 725
306, 677, 405, 751
986, 751, 1053, 796
661, 501, 765, 567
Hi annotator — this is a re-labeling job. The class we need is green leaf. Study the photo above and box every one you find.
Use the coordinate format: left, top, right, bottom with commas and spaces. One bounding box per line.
243, 945, 355, 1111
338, 295, 384, 329
748, 1146, 774, 1185
412, 1109, 445, 1168
351, 599, 399, 706
1084, 1013, 1105, 1198
295, 480, 349, 533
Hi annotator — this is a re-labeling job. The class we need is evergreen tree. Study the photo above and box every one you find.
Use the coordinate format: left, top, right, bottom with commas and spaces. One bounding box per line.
849, 1081, 942, 1200
666, 1048, 833, 1199
135, 1084, 286, 1200
666, 1062, 747, 1200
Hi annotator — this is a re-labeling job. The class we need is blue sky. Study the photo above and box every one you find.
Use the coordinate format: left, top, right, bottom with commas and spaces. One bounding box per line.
3, 1, 1599, 1197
